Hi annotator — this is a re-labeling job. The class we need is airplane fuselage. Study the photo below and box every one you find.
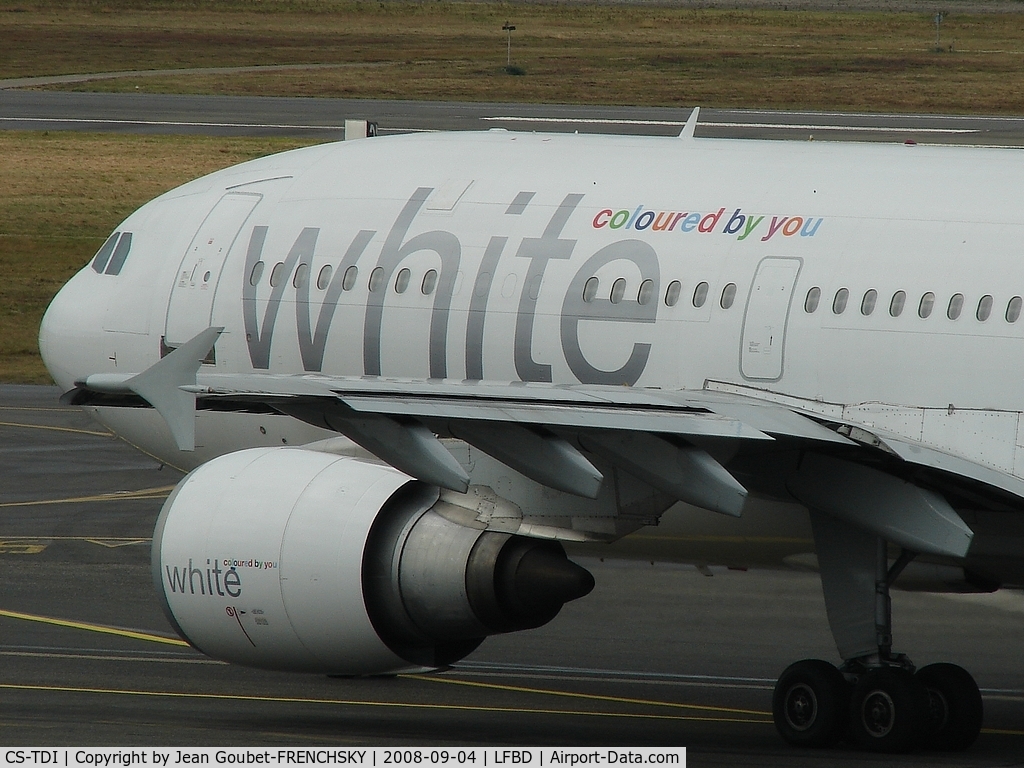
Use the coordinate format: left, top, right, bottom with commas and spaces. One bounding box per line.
40, 126, 1020, 751
41, 130, 1024, 480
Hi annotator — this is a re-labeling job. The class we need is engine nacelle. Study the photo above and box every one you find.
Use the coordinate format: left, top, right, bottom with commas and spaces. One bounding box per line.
152, 447, 594, 674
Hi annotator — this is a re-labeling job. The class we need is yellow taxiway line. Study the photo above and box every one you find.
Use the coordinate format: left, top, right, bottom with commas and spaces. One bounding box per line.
0, 608, 189, 647
415, 674, 770, 717
0, 610, 770, 724
0, 420, 113, 437
0, 681, 769, 724
0, 486, 175, 509
0, 406, 77, 412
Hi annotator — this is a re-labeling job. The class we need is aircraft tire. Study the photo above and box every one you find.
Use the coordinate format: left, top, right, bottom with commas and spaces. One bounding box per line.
772, 659, 849, 747
916, 663, 983, 751
848, 667, 929, 752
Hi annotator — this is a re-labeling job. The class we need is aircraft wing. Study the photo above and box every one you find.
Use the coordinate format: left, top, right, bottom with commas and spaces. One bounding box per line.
67, 326, 1015, 559
182, 372, 845, 513
190, 369, 1024, 564
197, 372, 852, 443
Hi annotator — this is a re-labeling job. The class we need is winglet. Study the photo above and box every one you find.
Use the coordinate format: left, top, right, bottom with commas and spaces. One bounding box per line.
679, 107, 700, 140
127, 327, 223, 452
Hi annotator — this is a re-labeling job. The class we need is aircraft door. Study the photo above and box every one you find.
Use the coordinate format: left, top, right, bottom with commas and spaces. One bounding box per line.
740, 257, 802, 380
164, 192, 262, 348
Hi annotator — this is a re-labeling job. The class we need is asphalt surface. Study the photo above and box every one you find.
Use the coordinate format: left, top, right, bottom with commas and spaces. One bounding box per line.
1, 384, 1023, 762
5, 90, 1024, 144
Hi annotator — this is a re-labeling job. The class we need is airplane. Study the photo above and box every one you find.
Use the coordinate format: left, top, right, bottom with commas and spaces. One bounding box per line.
37, 107, 1023, 753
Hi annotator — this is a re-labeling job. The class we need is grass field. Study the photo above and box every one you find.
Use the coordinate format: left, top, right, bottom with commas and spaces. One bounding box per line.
3, 1, 1024, 113
4, 0, 1024, 382
0, 133, 315, 383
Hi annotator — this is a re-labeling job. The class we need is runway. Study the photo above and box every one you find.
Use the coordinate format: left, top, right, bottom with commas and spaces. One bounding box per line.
4, 90, 1024, 144
1, 384, 1023, 762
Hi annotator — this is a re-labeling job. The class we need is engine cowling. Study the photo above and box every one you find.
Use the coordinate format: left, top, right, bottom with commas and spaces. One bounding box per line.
152, 447, 594, 674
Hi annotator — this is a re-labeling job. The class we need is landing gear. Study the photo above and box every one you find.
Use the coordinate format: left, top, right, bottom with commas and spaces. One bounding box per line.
848, 666, 929, 752
917, 663, 984, 751
772, 659, 849, 747
772, 510, 983, 753
773, 659, 983, 752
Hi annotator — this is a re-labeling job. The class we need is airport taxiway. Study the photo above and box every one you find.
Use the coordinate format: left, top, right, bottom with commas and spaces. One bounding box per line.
4, 90, 1024, 144
1, 384, 1023, 763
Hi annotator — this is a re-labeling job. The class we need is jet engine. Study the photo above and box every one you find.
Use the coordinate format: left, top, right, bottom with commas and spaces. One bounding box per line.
152, 447, 594, 674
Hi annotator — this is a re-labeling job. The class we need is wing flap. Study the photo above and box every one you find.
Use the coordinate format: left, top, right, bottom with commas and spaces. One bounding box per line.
876, 433, 1024, 501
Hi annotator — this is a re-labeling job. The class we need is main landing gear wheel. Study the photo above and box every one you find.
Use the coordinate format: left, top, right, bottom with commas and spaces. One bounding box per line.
916, 663, 983, 751
848, 667, 930, 753
772, 659, 850, 747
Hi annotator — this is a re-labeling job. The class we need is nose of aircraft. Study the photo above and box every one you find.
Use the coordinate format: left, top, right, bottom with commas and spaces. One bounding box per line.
39, 269, 100, 392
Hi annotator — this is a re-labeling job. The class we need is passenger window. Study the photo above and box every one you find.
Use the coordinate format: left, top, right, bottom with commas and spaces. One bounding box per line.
316, 265, 333, 290
583, 276, 599, 303
637, 279, 655, 306
977, 295, 993, 322
804, 287, 820, 313
610, 278, 626, 305
342, 265, 358, 291
395, 268, 411, 294
947, 293, 964, 320
919, 292, 935, 319
292, 262, 309, 290
474, 272, 491, 297
889, 291, 906, 317
422, 269, 438, 295
861, 289, 877, 316
368, 267, 384, 292
105, 232, 132, 275
249, 261, 265, 287
1007, 296, 1022, 323
693, 281, 709, 308
527, 274, 542, 300
720, 283, 737, 309
91, 232, 120, 273
665, 281, 681, 307
269, 262, 286, 287
832, 288, 849, 315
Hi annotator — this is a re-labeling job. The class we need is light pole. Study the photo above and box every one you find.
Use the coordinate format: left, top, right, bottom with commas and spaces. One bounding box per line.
502, 21, 516, 68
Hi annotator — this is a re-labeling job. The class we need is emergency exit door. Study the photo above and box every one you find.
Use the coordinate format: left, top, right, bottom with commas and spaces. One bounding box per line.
740, 257, 801, 380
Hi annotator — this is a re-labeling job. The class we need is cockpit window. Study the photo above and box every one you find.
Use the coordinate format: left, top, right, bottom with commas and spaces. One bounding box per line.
91, 232, 120, 273
105, 232, 132, 275
91, 231, 132, 275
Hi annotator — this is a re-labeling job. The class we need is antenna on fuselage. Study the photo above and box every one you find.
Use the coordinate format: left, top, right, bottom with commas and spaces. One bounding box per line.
679, 107, 700, 140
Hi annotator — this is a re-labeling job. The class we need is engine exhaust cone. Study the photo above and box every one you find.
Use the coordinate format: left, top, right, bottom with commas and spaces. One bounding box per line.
513, 546, 596, 605
493, 539, 595, 629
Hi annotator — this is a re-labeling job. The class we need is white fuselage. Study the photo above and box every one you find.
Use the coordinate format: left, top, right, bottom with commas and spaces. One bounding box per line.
31, 131, 1024, 588
41, 130, 1024, 480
